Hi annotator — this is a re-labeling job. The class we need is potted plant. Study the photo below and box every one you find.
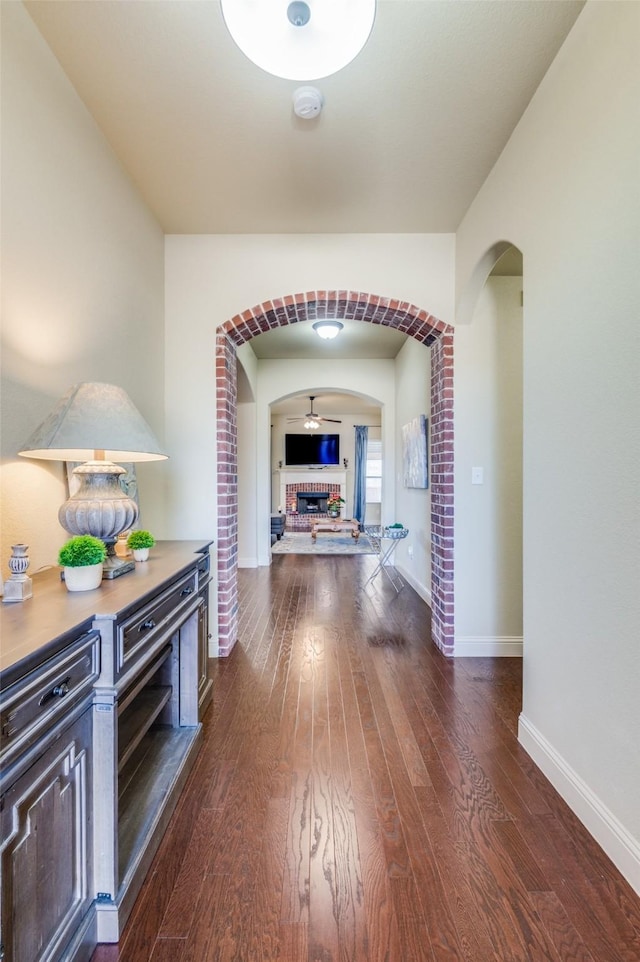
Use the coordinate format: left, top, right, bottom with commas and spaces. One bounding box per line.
58, 535, 106, 591
326, 495, 345, 518
127, 529, 156, 562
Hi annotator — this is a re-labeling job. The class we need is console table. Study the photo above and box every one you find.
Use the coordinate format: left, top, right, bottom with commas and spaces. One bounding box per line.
0, 541, 213, 962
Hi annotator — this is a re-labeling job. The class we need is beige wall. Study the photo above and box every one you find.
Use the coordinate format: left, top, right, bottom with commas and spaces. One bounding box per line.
454, 276, 523, 651
4, 0, 638, 896
257, 359, 396, 566
456, 1, 640, 888
0, 3, 166, 575
269, 409, 382, 532
394, 337, 432, 603
163, 233, 455, 552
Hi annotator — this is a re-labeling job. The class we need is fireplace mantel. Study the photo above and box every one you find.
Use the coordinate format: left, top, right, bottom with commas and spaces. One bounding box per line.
278, 470, 346, 500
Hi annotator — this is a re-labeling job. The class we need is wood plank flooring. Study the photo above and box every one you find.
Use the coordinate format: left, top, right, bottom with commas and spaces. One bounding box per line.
91, 554, 640, 962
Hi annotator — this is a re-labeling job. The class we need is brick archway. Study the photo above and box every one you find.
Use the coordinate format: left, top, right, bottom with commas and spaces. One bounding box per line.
216, 291, 455, 655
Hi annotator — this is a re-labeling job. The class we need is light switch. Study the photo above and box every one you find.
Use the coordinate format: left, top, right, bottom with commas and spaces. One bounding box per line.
471, 466, 484, 485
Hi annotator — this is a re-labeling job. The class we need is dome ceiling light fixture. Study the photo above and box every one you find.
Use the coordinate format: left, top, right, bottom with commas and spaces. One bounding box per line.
313, 320, 344, 340
220, 0, 376, 82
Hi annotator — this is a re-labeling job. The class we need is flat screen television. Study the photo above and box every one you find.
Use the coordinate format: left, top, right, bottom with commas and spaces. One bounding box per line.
285, 433, 340, 466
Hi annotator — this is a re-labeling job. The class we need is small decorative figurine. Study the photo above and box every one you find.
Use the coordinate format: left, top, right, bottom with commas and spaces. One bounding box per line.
2, 543, 33, 603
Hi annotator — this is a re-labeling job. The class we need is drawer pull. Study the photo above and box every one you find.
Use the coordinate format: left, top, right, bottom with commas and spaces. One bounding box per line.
39, 676, 71, 706
138, 619, 156, 632
1, 719, 16, 742
181, 586, 194, 596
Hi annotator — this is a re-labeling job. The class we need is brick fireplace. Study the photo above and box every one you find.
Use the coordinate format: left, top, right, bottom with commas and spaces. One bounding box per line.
282, 476, 344, 532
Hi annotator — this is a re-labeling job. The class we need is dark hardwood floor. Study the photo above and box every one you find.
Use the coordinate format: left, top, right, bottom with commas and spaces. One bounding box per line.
92, 554, 640, 961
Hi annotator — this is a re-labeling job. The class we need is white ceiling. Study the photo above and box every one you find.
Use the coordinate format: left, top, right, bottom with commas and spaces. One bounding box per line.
26, 0, 584, 236
271, 390, 381, 418
22, 1, 568, 379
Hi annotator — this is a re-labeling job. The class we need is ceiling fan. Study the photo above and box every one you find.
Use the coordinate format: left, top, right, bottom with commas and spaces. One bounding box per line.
286, 396, 342, 429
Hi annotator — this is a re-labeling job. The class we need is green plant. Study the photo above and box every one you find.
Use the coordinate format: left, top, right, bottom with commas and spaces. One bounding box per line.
127, 530, 156, 550
327, 495, 345, 510
58, 535, 107, 568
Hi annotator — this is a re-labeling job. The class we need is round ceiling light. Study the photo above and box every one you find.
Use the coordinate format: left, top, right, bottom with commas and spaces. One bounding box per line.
313, 320, 344, 340
220, 0, 376, 81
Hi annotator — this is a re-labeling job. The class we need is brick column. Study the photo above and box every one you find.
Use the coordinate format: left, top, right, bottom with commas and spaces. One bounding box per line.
216, 332, 238, 655
430, 330, 455, 653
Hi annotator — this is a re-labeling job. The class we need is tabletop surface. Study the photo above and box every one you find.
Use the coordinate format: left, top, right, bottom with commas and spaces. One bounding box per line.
0, 541, 211, 685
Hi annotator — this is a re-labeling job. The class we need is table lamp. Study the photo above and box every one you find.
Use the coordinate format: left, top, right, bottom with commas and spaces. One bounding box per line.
19, 382, 168, 578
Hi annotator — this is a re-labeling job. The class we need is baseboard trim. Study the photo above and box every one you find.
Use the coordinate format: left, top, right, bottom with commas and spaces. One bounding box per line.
395, 565, 431, 607
519, 713, 640, 896
453, 635, 523, 657
238, 556, 258, 568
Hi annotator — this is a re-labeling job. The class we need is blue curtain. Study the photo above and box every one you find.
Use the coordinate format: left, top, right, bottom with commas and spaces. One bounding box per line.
353, 425, 368, 525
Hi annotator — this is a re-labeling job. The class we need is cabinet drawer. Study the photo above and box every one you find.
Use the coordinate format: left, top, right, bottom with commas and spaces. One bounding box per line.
119, 571, 198, 668
0, 630, 99, 769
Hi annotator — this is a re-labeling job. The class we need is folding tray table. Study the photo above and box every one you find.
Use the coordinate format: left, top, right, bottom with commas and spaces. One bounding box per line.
364, 525, 409, 593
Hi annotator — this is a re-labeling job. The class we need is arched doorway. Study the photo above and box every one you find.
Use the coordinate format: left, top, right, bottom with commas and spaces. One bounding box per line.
216, 290, 454, 655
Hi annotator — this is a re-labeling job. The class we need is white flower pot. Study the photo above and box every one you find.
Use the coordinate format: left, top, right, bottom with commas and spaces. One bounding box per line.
64, 562, 103, 592
133, 548, 150, 562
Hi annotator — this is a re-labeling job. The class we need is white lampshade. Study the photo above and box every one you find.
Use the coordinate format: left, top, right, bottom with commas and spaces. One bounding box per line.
19, 382, 168, 463
221, 0, 376, 81
19, 383, 168, 578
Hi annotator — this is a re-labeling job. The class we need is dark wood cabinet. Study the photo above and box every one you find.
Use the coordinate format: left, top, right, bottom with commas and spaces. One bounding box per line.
0, 542, 212, 962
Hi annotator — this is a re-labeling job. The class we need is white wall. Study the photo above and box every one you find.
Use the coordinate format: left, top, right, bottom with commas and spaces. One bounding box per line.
454, 276, 523, 654
270, 409, 381, 511
256, 359, 396, 566
456, 1, 640, 889
164, 234, 455, 549
394, 337, 432, 603
237, 400, 258, 568
271, 411, 379, 488
0, 3, 166, 574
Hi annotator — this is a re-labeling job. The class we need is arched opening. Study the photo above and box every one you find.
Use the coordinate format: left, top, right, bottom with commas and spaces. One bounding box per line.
216, 290, 454, 655
269, 388, 384, 531
453, 244, 523, 655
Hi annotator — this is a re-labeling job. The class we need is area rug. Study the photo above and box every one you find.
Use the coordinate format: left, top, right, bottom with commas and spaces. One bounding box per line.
271, 531, 376, 555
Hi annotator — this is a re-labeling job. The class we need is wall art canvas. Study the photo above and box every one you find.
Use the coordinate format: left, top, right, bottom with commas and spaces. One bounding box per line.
402, 415, 429, 488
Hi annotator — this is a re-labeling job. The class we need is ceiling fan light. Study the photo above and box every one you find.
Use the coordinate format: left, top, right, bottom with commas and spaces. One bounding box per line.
304, 417, 320, 430
220, 0, 376, 82
313, 320, 344, 340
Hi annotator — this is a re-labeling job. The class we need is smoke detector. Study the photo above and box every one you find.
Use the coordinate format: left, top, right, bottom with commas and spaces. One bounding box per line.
293, 86, 323, 120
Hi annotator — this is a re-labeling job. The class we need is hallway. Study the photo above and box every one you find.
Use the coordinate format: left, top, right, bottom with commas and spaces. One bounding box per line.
93, 555, 640, 962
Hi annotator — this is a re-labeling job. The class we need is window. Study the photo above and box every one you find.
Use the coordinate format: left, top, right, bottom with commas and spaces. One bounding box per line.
366, 439, 382, 503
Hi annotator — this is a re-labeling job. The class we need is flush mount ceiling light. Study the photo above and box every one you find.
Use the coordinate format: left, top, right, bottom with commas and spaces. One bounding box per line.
313, 320, 344, 340
220, 0, 376, 81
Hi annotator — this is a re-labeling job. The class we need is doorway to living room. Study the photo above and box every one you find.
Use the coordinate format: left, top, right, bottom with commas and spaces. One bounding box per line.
215, 290, 454, 656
